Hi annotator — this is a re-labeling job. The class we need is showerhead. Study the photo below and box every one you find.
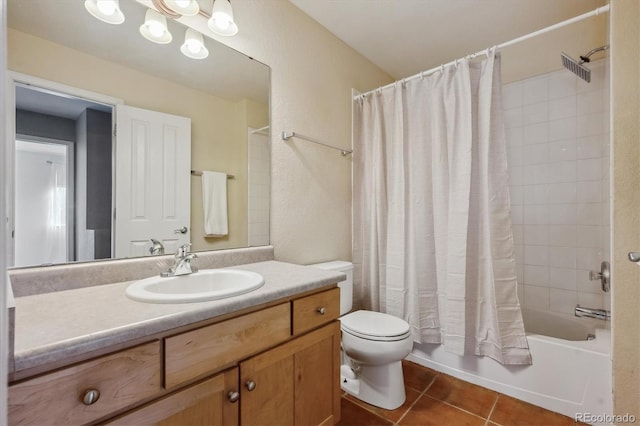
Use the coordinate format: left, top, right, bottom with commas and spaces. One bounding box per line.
561, 45, 609, 83
561, 52, 591, 82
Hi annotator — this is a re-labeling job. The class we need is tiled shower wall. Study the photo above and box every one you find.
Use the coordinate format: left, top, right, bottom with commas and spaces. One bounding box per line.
503, 59, 610, 316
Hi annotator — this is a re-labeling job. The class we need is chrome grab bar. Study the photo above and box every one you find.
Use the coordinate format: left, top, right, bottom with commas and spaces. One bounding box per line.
575, 305, 610, 321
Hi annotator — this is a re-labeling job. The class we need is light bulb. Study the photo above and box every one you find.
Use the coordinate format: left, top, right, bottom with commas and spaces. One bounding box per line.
186, 40, 200, 54
207, 0, 238, 36
214, 15, 231, 30
148, 21, 165, 38
181, 28, 208, 59
96, 0, 116, 15
140, 9, 172, 44
85, 0, 125, 24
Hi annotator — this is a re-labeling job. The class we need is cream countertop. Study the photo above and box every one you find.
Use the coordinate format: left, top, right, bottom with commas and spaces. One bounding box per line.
12, 260, 345, 374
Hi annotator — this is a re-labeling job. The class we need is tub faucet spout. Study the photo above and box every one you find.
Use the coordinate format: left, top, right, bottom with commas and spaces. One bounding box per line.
575, 305, 610, 321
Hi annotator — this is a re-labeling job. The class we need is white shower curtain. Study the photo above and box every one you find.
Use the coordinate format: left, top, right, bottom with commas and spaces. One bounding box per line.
353, 51, 531, 365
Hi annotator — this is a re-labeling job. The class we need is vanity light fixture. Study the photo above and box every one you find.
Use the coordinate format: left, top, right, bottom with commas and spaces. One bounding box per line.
164, 0, 200, 17
140, 9, 173, 44
84, 0, 125, 25
181, 28, 209, 59
208, 0, 238, 36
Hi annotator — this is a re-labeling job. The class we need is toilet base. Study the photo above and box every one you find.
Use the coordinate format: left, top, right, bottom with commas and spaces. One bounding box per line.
340, 360, 406, 410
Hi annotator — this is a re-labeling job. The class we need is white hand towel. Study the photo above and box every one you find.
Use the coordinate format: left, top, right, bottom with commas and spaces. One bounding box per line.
202, 171, 228, 237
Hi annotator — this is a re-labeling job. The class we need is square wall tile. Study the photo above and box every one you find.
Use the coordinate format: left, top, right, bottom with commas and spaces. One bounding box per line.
576, 181, 602, 203
576, 225, 602, 248
503, 81, 523, 109
549, 70, 577, 99
524, 265, 549, 286
549, 267, 577, 291
524, 205, 548, 225
547, 161, 576, 183
523, 123, 549, 145
548, 139, 576, 163
522, 144, 549, 165
548, 204, 577, 225
548, 183, 576, 204
524, 285, 549, 310
577, 158, 603, 181
577, 113, 604, 137
524, 245, 549, 266
549, 96, 576, 121
577, 292, 605, 310
549, 246, 577, 268
524, 224, 549, 246
548, 225, 577, 247
576, 135, 603, 159
523, 185, 548, 205
504, 107, 524, 128
577, 90, 604, 116
549, 117, 577, 141
506, 126, 523, 146
524, 102, 549, 125
523, 75, 549, 105
549, 289, 578, 315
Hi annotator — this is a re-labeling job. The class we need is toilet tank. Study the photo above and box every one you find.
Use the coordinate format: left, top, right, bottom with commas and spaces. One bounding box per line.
308, 261, 353, 315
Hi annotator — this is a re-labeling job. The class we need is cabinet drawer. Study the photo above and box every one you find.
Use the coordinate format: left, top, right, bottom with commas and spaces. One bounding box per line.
292, 288, 340, 335
165, 303, 291, 389
8, 341, 161, 426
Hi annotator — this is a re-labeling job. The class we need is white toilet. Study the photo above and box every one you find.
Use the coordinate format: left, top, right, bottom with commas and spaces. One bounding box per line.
310, 261, 413, 410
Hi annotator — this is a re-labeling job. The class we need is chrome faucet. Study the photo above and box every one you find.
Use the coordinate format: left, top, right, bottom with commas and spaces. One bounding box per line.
161, 244, 198, 277
575, 304, 610, 321
149, 238, 165, 256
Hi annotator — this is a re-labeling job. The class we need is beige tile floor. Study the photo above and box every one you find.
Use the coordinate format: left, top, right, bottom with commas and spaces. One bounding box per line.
337, 360, 585, 426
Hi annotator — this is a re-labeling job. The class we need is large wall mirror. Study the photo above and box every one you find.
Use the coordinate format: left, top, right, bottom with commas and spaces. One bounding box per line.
7, 0, 270, 268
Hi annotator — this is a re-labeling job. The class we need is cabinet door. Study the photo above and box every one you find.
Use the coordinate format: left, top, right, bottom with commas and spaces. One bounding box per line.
240, 345, 295, 426
106, 368, 239, 426
294, 322, 341, 426
240, 321, 341, 426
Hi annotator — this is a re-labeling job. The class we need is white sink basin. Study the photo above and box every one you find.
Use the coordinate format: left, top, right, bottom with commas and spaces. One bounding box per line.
125, 269, 265, 303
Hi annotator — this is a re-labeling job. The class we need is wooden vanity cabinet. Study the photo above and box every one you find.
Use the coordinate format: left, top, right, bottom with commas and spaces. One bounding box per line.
9, 287, 341, 426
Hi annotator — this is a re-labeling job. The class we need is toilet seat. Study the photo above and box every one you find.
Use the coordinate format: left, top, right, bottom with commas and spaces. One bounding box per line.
340, 310, 412, 342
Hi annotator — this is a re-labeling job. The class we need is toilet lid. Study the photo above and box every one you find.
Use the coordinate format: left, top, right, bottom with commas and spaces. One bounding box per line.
340, 310, 411, 340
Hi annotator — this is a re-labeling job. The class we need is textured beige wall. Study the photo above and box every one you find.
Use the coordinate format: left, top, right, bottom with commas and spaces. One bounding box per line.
191, 0, 392, 264
611, 0, 640, 419
7, 28, 259, 251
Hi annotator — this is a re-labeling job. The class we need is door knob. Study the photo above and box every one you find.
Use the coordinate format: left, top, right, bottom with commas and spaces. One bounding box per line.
174, 226, 188, 234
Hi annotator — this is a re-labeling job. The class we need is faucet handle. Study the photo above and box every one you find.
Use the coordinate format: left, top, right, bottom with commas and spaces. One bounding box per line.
176, 243, 192, 257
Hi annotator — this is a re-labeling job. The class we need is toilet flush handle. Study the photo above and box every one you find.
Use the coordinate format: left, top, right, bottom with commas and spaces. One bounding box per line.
317, 307, 326, 315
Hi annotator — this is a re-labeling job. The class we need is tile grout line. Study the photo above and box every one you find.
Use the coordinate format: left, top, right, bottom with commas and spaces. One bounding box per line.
432, 395, 491, 423
484, 394, 501, 426
393, 374, 438, 426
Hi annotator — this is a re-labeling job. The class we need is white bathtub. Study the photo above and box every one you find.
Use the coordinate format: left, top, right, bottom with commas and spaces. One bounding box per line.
407, 308, 612, 425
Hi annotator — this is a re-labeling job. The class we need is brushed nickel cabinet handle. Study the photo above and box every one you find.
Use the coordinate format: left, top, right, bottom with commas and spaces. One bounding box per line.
81, 389, 100, 405
317, 307, 326, 315
227, 391, 240, 403
245, 380, 256, 391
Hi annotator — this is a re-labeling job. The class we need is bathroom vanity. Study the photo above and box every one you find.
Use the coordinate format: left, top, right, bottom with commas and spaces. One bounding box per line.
7, 256, 343, 425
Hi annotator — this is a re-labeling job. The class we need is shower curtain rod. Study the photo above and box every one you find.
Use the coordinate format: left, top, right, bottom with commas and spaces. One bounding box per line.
354, 4, 610, 100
